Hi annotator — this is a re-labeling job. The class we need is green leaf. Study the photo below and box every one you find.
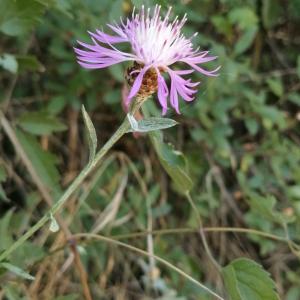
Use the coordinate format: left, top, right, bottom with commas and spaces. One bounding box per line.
222, 258, 279, 300
266, 78, 284, 97
16, 130, 61, 199
0, 185, 9, 203
0, 165, 7, 182
128, 117, 178, 133
288, 93, 300, 106
16, 55, 45, 73
247, 194, 292, 224
229, 7, 258, 30
262, 0, 281, 29
0, 0, 47, 36
0, 210, 14, 251
149, 130, 193, 193
18, 111, 67, 135
234, 27, 257, 55
82, 105, 97, 163
0, 54, 18, 73
0, 262, 35, 280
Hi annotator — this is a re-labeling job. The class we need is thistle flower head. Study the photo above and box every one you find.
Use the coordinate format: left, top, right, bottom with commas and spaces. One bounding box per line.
74, 5, 219, 114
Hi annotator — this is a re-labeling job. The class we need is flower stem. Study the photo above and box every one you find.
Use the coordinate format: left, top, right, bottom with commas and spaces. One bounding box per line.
0, 117, 130, 262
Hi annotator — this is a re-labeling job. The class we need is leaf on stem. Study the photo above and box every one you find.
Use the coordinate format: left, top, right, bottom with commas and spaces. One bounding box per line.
127, 117, 178, 133
149, 130, 193, 193
49, 214, 59, 233
222, 258, 279, 300
0, 262, 35, 280
82, 105, 97, 164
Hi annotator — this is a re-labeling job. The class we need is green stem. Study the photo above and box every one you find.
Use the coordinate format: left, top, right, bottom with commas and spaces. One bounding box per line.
111, 227, 288, 243
186, 192, 222, 272
0, 117, 130, 262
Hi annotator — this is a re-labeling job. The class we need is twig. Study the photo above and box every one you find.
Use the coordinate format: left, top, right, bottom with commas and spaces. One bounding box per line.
110, 227, 288, 243
74, 233, 225, 300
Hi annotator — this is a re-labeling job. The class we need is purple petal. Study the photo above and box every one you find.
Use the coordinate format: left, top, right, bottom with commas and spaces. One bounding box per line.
156, 69, 169, 115
183, 55, 218, 64
126, 66, 150, 104
167, 68, 200, 109
88, 30, 127, 44
185, 62, 221, 77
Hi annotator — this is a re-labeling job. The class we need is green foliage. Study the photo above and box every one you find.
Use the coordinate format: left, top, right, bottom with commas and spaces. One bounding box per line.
223, 258, 279, 300
149, 129, 193, 193
17, 111, 67, 135
0, 0, 48, 36
82, 105, 97, 163
0, 54, 18, 73
15, 130, 61, 198
0, 0, 299, 298
0, 262, 35, 281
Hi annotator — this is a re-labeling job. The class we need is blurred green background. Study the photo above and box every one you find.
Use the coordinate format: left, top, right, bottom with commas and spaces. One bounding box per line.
0, 0, 300, 299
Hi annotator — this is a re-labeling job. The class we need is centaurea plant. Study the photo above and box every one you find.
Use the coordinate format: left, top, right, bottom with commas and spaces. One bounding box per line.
0, 6, 222, 300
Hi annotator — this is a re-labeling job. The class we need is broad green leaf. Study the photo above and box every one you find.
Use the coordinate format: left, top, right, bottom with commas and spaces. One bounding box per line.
0, 54, 18, 73
223, 258, 279, 300
0, 0, 47, 36
82, 105, 97, 163
229, 7, 258, 30
13, 241, 45, 267
16, 130, 61, 199
247, 194, 293, 224
18, 111, 67, 135
128, 117, 178, 132
0, 262, 35, 280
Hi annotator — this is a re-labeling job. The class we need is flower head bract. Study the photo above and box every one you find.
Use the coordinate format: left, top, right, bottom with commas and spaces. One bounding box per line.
74, 5, 219, 114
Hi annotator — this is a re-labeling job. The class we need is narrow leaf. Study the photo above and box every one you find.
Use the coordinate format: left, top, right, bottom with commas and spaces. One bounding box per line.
82, 105, 97, 163
128, 117, 178, 133
1, 262, 35, 280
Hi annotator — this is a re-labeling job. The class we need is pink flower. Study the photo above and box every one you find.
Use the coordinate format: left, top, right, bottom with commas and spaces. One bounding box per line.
74, 5, 219, 114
